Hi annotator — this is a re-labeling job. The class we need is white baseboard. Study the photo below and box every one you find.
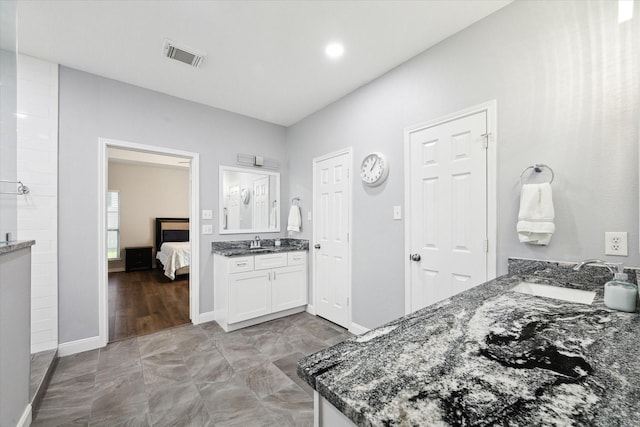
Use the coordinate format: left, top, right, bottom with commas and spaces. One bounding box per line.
58, 335, 104, 357
16, 404, 32, 427
348, 322, 370, 335
197, 310, 217, 324
31, 340, 58, 354
306, 304, 315, 315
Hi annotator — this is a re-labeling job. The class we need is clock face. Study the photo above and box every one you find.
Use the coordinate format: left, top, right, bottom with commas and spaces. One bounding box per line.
360, 152, 389, 186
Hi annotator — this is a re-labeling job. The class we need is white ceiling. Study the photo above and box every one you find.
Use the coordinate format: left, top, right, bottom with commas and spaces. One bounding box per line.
16, 0, 512, 126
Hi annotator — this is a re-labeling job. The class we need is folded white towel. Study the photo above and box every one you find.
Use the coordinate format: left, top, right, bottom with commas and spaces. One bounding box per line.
287, 205, 301, 232
517, 183, 555, 245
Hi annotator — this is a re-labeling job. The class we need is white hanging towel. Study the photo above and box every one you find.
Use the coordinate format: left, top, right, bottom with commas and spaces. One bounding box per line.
517, 183, 555, 245
287, 205, 301, 232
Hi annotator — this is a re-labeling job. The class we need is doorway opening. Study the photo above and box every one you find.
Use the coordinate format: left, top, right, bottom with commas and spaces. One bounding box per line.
98, 138, 200, 346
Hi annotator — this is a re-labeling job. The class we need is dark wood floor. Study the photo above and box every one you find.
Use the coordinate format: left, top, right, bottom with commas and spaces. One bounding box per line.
108, 269, 190, 342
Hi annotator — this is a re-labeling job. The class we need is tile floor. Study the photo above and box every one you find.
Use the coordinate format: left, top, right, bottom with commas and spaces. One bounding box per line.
33, 312, 351, 426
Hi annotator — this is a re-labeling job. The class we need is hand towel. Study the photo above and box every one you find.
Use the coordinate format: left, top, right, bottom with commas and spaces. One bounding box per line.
517, 183, 555, 245
287, 205, 301, 232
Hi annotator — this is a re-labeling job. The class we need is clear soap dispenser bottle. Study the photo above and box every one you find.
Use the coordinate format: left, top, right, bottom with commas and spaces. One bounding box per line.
604, 264, 638, 313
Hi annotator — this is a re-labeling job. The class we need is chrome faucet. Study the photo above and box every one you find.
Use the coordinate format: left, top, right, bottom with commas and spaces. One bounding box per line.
573, 259, 618, 275
250, 235, 262, 248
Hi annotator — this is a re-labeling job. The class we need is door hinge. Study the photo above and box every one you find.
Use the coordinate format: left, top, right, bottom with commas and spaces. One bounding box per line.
483, 239, 489, 253
481, 133, 491, 149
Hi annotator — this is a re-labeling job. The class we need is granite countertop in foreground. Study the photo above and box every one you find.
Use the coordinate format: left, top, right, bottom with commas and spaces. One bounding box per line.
211, 238, 308, 256
298, 259, 640, 426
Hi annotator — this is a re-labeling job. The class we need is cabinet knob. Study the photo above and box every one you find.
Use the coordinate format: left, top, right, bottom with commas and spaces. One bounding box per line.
314, 244, 321, 249
410, 253, 421, 262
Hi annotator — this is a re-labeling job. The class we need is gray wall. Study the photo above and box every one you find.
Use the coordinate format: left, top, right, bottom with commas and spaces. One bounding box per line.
287, 0, 640, 329
108, 161, 189, 271
59, 67, 287, 343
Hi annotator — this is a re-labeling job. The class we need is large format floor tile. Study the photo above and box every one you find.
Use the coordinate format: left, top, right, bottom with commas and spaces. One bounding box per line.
33, 313, 351, 426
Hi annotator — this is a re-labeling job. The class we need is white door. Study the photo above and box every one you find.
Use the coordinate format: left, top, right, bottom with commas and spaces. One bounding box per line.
227, 186, 240, 230
314, 150, 351, 328
253, 176, 269, 230
408, 111, 488, 312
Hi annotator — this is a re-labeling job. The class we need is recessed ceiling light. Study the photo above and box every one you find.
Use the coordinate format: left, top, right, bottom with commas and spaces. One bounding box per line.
325, 43, 345, 59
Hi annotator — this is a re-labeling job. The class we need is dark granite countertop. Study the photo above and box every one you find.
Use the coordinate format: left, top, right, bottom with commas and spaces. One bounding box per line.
211, 238, 308, 256
0, 240, 35, 255
298, 258, 640, 426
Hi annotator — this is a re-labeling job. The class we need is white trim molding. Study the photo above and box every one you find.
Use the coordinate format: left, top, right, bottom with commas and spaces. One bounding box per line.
58, 335, 103, 357
403, 100, 498, 315
197, 311, 217, 324
306, 304, 316, 315
348, 322, 370, 335
16, 404, 32, 427
98, 138, 201, 347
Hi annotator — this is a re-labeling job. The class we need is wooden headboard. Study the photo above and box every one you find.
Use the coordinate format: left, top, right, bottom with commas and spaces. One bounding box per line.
155, 218, 189, 251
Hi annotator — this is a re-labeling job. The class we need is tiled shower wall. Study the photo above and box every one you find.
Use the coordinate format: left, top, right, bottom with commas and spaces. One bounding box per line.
17, 54, 59, 353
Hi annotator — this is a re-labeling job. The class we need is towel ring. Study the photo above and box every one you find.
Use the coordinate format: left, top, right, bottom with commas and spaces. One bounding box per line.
291, 197, 300, 206
520, 164, 554, 184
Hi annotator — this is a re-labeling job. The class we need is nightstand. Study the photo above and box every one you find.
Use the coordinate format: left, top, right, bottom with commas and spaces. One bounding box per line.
125, 246, 153, 272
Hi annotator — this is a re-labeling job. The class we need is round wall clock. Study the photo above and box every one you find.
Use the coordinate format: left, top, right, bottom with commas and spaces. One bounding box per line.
360, 152, 389, 186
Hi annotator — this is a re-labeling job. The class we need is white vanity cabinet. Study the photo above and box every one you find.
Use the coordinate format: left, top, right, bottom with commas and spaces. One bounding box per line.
214, 251, 307, 331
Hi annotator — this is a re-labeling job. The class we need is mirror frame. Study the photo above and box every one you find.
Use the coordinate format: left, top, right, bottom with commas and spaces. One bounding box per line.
219, 165, 280, 235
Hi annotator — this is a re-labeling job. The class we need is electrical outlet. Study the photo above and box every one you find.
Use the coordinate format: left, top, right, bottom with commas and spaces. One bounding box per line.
202, 224, 213, 235
605, 232, 628, 256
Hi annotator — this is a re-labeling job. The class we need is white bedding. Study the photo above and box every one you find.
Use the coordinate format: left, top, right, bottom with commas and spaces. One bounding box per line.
156, 241, 190, 280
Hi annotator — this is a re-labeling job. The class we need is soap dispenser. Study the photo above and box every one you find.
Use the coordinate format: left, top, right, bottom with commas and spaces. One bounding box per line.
604, 264, 638, 313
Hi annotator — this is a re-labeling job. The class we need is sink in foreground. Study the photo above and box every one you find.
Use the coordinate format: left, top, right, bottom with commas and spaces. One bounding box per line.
511, 281, 596, 305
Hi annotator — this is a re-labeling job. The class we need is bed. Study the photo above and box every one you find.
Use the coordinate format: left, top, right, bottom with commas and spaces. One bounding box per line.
155, 218, 190, 280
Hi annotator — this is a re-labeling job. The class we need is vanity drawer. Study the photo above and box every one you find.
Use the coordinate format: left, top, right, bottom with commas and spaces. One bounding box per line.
287, 251, 306, 266
228, 256, 255, 273
254, 253, 287, 270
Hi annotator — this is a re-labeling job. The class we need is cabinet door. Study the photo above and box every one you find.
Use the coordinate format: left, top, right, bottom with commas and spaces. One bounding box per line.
271, 265, 307, 313
228, 270, 271, 323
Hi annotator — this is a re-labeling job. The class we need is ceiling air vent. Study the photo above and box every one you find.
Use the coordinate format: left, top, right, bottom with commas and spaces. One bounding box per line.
163, 40, 204, 68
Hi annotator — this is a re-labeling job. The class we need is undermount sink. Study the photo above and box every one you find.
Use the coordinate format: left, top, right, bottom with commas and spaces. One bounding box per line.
511, 281, 596, 305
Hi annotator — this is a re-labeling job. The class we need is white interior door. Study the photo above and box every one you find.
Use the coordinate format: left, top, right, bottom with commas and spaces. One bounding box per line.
253, 176, 269, 229
314, 150, 351, 328
408, 111, 489, 312
227, 186, 240, 230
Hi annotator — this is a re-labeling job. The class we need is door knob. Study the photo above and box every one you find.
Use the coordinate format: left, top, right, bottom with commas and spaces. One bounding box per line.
410, 253, 421, 262
314, 244, 321, 249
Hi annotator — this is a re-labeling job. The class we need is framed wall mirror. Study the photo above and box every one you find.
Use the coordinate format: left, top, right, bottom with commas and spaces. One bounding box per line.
219, 165, 280, 234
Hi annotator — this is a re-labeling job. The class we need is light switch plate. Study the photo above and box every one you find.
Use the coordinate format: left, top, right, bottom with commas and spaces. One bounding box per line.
393, 206, 402, 220
202, 224, 213, 235
202, 209, 213, 220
